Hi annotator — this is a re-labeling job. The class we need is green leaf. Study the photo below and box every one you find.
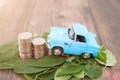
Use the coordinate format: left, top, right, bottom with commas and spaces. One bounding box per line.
95, 46, 107, 64
41, 32, 49, 41
73, 56, 81, 63
100, 45, 106, 51
95, 47, 117, 66
33, 33, 40, 39
0, 41, 19, 62
32, 68, 56, 80
70, 77, 82, 80
38, 71, 55, 80
56, 64, 84, 76
32, 56, 65, 67
24, 74, 34, 80
73, 70, 84, 79
105, 49, 117, 66
13, 55, 64, 68
80, 60, 89, 65
14, 62, 49, 74
0, 58, 19, 69
0, 63, 13, 69
13, 56, 65, 74
66, 56, 75, 62
0, 41, 17, 53
97, 51, 106, 63
95, 58, 106, 65
0, 41, 20, 69
85, 64, 102, 79
54, 67, 71, 80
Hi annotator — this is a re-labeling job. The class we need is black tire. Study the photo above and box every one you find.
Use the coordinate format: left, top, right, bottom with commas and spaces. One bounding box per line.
52, 47, 63, 56
82, 53, 92, 59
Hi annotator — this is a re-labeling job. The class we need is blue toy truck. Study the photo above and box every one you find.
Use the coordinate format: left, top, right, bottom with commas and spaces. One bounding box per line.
48, 24, 100, 58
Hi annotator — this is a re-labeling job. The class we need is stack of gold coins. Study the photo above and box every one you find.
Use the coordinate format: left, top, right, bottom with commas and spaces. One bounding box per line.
18, 32, 33, 59
32, 38, 46, 59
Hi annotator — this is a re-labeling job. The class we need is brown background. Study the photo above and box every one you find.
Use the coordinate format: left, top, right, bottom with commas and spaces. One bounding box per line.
0, 0, 120, 80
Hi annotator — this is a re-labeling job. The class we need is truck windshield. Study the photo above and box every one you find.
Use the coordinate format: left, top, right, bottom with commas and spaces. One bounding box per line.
68, 28, 75, 40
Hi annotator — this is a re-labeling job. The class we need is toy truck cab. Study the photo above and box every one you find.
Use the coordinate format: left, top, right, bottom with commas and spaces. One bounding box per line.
48, 24, 100, 58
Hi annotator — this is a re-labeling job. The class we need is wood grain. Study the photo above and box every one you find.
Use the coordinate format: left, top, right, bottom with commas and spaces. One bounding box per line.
0, 0, 120, 80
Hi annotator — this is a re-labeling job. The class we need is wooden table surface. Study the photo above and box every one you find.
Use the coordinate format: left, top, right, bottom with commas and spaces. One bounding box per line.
0, 0, 120, 80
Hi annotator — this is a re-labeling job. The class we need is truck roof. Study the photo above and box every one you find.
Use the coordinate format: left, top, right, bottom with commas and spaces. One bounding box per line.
72, 24, 88, 36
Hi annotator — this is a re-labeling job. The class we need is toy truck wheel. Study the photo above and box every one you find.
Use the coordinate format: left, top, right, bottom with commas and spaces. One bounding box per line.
82, 53, 92, 59
52, 47, 63, 56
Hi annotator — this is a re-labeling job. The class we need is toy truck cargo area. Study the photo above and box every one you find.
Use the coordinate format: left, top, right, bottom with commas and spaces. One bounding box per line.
48, 24, 100, 58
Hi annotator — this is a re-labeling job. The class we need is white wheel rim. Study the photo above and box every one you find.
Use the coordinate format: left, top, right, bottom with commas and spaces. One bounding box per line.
54, 49, 61, 55
83, 53, 91, 59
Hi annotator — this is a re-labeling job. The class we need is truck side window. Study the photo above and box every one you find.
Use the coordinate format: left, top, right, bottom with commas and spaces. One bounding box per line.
68, 28, 75, 40
76, 35, 86, 43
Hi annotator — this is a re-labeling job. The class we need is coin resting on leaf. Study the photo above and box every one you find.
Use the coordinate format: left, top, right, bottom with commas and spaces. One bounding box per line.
32, 38, 47, 59
18, 32, 47, 59
18, 32, 33, 59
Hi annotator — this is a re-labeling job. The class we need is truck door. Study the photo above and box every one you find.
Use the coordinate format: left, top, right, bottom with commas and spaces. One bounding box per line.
69, 35, 87, 55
